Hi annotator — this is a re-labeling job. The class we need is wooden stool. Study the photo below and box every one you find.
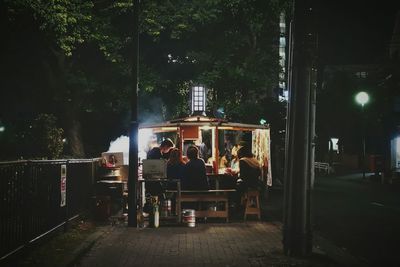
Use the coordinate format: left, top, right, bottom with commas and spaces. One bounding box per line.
243, 190, 261, 220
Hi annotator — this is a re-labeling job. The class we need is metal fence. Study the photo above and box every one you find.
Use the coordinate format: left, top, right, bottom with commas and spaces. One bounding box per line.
0, 159, 100, 260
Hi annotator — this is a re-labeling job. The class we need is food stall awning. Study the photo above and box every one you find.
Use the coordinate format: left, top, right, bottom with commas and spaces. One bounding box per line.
139, 115, 270, 130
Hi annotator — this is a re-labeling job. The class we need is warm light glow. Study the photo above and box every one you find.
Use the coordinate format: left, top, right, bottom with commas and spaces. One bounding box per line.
217, 126, 235, 130
161, 127, 178, 131
355, 91, 369, 106
200, 126, 213, 130
152, 127, 178, 133
184, 116, 210, 122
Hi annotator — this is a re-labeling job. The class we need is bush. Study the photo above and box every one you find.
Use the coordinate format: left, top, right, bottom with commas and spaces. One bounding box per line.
32, 114, 64, 159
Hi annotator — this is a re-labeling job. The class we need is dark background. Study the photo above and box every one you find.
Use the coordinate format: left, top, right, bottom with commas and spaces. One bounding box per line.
317, 1, 400, 64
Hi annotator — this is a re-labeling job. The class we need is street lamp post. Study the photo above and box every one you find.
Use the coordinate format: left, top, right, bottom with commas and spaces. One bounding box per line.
355, 91, 369, 179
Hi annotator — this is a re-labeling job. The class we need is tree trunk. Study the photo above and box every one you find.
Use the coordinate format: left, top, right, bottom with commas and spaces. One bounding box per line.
46, 48, 86, 158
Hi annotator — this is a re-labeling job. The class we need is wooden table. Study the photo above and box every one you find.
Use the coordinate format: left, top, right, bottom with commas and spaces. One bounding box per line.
165, 189, 236, 222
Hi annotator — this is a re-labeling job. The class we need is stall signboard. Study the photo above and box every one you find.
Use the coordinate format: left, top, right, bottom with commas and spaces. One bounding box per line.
60, 164, 67, 207
101, 152, 124, 167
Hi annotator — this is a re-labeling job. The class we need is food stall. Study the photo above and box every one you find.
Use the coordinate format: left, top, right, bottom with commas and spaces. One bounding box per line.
138, 114, 272, 224
139, 114, 272, 187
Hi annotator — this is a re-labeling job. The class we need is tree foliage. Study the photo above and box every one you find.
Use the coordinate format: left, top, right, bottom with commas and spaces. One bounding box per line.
0, 0, 290, 159
31, 113, 64, 159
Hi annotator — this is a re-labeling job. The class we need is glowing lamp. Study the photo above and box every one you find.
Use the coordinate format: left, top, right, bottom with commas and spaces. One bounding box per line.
355, 92, 369, 107
191, 85, 206, 116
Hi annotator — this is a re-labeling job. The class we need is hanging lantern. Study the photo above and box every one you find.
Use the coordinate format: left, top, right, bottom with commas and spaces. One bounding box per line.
191, 85, 206, 116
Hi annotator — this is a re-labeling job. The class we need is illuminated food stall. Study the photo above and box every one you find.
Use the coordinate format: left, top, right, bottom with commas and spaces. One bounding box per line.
139, 114, 272, 187
136, 86, 272, 224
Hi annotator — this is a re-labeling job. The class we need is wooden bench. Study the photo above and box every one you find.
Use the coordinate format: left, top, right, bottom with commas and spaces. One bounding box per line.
166, 189, 235, 222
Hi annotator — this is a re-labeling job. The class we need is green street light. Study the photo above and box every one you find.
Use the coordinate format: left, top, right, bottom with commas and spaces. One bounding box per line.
355, 91, 369, 179
355, 91, 369, 107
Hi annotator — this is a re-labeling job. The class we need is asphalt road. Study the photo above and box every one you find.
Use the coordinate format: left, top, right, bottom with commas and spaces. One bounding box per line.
267, 173, 400, 267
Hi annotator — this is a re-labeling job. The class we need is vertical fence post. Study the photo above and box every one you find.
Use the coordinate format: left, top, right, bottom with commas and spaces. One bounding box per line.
22, 161, 31, 249
63, 161, 68, 232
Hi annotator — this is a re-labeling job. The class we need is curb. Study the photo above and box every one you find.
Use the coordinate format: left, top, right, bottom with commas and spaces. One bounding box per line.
269, 221, 365, 266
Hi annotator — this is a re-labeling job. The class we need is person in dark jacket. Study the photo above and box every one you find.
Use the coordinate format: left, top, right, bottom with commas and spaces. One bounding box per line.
182, 146, 209, 190
165, 148, 185, 210
167, 148, 185, 181
145, 138, 175, 196
234, 146, 262, 209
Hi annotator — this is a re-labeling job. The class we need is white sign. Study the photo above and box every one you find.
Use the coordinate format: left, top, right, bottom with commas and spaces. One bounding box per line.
60, 164, 67, 207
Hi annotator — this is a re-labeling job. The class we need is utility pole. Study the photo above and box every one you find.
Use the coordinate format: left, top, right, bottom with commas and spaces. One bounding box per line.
128, 0, 140, 227
283, 0, 317, 256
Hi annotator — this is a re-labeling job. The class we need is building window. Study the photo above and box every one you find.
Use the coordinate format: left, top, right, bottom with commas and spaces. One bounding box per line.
356, 71, 367, 78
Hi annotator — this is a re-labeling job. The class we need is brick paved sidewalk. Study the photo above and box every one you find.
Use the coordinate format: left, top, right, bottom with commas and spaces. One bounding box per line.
72, 221, 342, 267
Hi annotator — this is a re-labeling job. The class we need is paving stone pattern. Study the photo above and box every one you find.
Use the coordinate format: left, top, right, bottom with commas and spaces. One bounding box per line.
76, 222, 306, 267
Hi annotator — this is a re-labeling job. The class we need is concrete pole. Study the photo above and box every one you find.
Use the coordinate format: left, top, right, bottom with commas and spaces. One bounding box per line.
128, 0, 140, 227
283, 0, 316, 256
309, 65, 317, 189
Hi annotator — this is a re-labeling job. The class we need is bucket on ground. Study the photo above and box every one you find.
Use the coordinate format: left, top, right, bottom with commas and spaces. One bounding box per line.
182, 209, 196, 227
161, 199, 172, 217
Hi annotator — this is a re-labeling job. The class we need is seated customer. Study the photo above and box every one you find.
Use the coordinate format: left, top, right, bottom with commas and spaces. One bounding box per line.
166, 148, 185, 212
182, 146, 209, 190
147, 138, 175, 160
236, 146, 262, 196
167, 148, 185, 181
145, 138, 175, 196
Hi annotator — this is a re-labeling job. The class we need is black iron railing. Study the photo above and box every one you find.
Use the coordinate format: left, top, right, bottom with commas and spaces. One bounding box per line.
0, 159, 100, 260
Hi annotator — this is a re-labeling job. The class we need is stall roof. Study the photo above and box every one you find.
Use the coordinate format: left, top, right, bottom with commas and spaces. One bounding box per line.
139, 115, 269, 130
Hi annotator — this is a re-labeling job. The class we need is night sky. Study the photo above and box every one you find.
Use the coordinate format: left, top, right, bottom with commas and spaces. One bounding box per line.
317, 1, 400, 64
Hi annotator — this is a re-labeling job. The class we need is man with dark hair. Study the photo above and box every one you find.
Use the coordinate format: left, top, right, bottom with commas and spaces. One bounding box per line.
145, 138, 175, 196
182, 146, 209, 190
147, 138, 174, 160
160, 138, 174, 159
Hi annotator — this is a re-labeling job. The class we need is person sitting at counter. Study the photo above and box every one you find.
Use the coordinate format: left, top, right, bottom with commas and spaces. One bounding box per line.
229, 148, 240, 174
165, 148, 185, 211
145, 138, 175, 196
228, 146, 262, 210
167, 148, 185, 181
147, 138, 175, 160
181, 145, 209, 190
236, 146, 262, 194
